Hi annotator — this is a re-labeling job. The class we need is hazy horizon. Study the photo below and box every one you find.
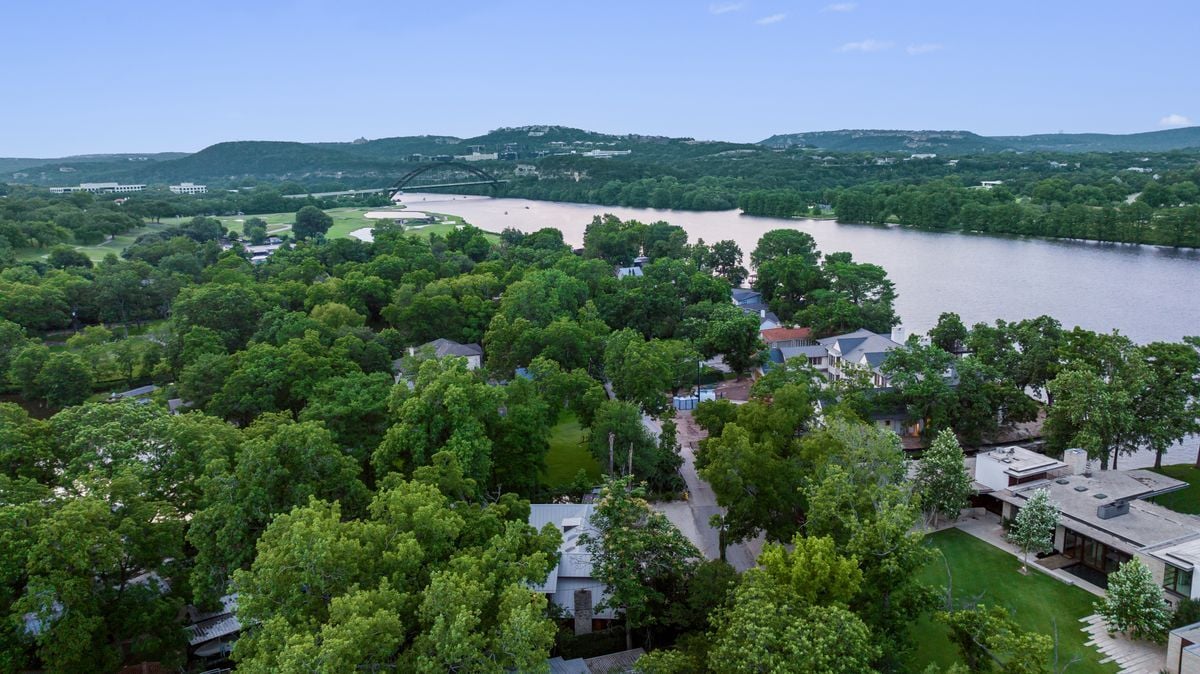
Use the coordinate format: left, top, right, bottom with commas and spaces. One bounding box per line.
3, 0, 1198, 156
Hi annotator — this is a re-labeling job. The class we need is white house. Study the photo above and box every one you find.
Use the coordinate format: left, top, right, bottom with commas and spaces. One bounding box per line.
405, 338, 484, 370
529, 504, 616, 635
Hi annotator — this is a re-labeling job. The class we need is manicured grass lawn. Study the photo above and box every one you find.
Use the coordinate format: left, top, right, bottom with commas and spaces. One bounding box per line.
542, 413, 601, 487
1149, 464, 1200, 514
911, 528, 1115, 673
16, 208, 495, 261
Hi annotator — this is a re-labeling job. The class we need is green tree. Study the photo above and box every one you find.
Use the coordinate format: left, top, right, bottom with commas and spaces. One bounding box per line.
34, 352, 94, 407
1095, 558, 1171, 642
15, 470, 185, 674
709, 580, 878, 674
915, 429, 972, 527
243, 217, 269, 244
707, 240, 747, 286
929, 312, 969, 354
231, 457, 560, 673
697, 304, 764, 378
293, 205, 333, 240
936, 604, 1053, 674
1007, 489, 1058, 573
582, 477, 700, 650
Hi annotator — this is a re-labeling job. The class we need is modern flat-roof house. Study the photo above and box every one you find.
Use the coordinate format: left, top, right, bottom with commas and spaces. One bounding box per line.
169, 182, 208, 195
973, 446, 1198, 603
528, 504, 616, 635
1168, 622, 1200, 674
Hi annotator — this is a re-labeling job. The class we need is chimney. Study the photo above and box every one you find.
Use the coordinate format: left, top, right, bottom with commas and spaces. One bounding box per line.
1063, 448, 1089, 476
760, 309, 766, 318
891, 326, 906, 343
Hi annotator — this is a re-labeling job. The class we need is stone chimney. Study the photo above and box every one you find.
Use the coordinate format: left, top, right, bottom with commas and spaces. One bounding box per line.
1063, 448, 1090, 476
573, 589, 593, 635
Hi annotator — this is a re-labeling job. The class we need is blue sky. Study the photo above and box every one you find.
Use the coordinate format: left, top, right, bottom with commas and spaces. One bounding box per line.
3, 0, 1198, 155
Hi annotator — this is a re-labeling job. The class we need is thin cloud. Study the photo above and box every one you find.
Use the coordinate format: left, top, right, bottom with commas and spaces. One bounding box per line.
755, 12, 786, 24
1159, 113, 1192, 128
823, 2, 857, 11
709, 2, 746, 14
838, 39, 893, 52
906, 43, 943, 55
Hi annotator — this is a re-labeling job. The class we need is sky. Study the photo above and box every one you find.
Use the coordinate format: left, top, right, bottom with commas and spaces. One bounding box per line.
3, 0, 1198, 156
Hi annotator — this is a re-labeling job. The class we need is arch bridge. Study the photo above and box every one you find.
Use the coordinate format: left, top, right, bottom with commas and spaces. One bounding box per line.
388, 161, 507, 197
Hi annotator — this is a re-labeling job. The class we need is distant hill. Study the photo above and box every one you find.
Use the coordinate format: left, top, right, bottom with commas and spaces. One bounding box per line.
0, 152, 188, 177
7, 124, 1200, 188
760, 127, 1200, 153
759, 129, 1003, 153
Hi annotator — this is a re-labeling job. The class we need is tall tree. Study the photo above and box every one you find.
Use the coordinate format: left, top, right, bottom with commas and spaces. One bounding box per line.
914, 429, 972, 527
293, 205, 333, 240
1007, 489, 1058, 574
582, 477, 700, 650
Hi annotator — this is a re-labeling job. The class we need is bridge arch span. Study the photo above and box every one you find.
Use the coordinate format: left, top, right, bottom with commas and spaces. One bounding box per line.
388, 161, 502, 197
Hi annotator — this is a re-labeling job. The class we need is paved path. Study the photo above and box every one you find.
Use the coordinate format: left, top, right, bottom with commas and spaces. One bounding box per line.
1080, 614, 1166, 673
953, 511, 1106, 597
646, 410, 760, 572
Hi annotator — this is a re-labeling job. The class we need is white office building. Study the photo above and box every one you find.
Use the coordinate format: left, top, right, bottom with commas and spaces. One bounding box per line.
170, 182, 208, 195
50, 182, 145, 194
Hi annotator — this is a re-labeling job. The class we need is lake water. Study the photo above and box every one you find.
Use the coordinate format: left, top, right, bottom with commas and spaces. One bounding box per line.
396, 192, 1200, 344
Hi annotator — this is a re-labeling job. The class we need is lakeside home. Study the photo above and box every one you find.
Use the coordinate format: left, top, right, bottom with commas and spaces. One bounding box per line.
973, 446, 1200, 603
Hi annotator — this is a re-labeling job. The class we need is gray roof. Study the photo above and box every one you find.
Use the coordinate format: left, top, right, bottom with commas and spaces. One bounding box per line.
779, 345, 828, 360
422, 338, 483, 358
616, 266, 643, 278
549, 657, 590, 674
585, 648, 645, 673
111, 384, 158, 399
731, 287, 761, 304
818, 328, 902, 371
528, 504, 599, 594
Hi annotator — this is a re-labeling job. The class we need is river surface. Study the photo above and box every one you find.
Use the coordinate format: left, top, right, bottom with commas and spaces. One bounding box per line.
397, 193, 1200, 344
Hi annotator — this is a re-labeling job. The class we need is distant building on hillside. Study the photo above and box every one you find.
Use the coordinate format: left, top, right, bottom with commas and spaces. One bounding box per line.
50, 182, 145, 194
979, 180, 1004, 189
170, 182, 208, 195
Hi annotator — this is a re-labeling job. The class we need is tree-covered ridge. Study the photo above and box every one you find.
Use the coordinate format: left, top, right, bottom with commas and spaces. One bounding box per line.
762, 126, 1200, 153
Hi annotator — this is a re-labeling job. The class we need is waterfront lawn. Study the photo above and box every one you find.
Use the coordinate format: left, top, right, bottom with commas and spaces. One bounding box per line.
911, 528, 1115, 674
542, 413, 601, 487
1150, 464, 1200, 514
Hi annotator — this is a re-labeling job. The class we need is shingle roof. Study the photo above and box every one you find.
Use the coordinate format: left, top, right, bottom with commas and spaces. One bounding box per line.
422, 338, 483, 358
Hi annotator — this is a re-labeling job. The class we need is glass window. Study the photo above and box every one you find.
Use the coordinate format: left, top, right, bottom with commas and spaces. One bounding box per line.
1165, 564, 1193, 597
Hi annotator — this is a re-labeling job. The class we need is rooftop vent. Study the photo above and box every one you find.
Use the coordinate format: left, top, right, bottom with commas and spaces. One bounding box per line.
1055, 479, 1070, 485
1074, 486, 1088, 492
1093, 493, 1107, 500
1097, 500, 1129, 520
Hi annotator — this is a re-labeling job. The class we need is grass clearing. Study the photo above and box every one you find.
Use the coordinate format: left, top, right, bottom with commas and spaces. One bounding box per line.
1149, 464, 1200, 514
542, 413, 601, 487
911, 528, 1115, 673
15, 207, 494, 262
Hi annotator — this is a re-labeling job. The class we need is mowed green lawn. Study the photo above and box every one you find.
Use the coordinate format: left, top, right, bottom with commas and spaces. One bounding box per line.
17, 207, 494, 261
911, 528, 1115, 673
542, 413, 601, 487
1150, 464, 1200, 514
